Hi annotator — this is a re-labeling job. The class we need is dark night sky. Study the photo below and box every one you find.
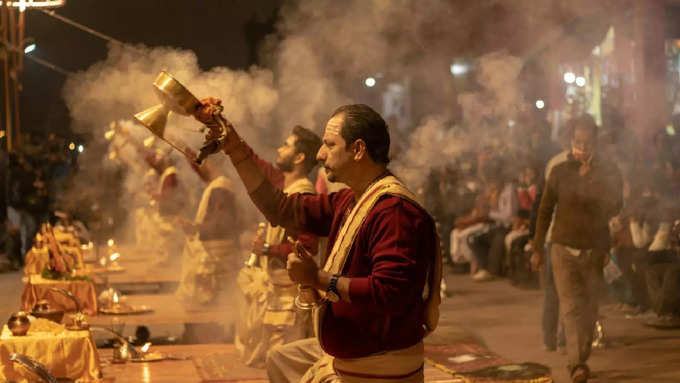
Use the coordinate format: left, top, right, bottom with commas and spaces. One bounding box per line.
20, 0, 280, 138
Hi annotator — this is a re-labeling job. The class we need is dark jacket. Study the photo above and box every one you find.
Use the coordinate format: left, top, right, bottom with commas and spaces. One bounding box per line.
533, 155, 622, 253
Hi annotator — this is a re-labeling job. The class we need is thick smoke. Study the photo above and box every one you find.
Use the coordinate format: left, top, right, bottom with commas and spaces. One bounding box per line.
60, 0, 620, 223
394, 51, 526, 189
262, 0, 616, 190
61, 43, 281, 238
63, 43, 280, 149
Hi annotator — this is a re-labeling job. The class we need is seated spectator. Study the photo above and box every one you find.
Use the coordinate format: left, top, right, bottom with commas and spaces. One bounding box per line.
609, 178, 656, 313
505, 164, 539, 266
517, 165, 538, 212
469, 172, 519, 281
645, 220, 680, 325
450, 181, 496, 275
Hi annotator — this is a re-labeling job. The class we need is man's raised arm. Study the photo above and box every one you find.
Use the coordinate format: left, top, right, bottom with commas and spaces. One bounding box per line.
193, 97, 332, 237
193, 97, 265, 193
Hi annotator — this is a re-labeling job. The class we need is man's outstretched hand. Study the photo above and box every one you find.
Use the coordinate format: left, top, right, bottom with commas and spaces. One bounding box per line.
194, 97, 222, 124
193, 97, 241, 154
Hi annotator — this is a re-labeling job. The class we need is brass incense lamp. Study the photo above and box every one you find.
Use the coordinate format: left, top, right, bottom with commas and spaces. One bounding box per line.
31, 300, 64, 324
134, 71, 227, 163
48, 287, 90, 330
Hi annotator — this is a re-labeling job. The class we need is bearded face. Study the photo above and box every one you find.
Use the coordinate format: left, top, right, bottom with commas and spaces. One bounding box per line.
276, 135, 298, 172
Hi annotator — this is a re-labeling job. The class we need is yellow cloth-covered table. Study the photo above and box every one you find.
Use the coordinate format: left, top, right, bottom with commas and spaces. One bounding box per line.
23, 248, 50, 276
21, 275, 98, 315
0, 324, 101, 382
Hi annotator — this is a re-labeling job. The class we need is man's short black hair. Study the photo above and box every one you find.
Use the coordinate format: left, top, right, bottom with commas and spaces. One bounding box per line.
331, 104, 390, 164
566, 114, 598, 139
292, 125, 322, 174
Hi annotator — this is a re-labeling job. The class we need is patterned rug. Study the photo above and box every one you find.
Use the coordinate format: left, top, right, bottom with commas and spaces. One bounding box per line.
425, 343, 552, 383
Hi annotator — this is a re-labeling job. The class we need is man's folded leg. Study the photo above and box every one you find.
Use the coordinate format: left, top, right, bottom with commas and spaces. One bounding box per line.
266, 337, 323, 383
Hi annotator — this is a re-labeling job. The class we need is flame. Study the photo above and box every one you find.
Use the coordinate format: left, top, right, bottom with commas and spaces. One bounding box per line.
143, 136, 155, 148
141, 342, 151, 353
113, 292, 119, 304
104, 130, 115, 141
107, 239, 115, 247
109, 252, 120, 262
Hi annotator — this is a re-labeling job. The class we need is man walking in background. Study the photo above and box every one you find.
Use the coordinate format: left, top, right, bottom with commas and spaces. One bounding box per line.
532, 114, 622, 383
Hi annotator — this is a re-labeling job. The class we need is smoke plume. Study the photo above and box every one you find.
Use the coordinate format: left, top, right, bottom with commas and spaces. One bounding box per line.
60, 0, 622, 227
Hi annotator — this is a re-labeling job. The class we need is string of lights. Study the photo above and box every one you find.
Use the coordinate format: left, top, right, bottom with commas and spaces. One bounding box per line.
39, 9, 124, 46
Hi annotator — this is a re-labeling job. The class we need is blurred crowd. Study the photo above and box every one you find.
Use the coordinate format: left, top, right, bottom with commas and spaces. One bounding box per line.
420, 112, 680, 326
0, 133, 74, 270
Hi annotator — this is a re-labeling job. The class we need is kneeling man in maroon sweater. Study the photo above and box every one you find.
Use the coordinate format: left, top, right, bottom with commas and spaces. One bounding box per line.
194, 101, 441, 383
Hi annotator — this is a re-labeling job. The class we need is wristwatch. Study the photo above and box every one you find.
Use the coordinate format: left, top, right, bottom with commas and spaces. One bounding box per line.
326, 274, 341, 303
262, 243, 270, 256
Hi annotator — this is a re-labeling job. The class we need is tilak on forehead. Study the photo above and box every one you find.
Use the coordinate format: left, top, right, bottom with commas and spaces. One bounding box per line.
325, 115, 343, 136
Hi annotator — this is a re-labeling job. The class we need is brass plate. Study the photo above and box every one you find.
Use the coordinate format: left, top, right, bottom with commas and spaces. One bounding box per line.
65, 323, 90, 331
130, 352, 166, 363
98, 305, 153, 315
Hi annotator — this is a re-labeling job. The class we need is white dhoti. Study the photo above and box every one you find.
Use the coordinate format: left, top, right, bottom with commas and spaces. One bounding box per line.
235, 264, 269, 366
176, 235, 238, 308
176, 176, 238, 306
450, 223, 489, 264
266, 338, 425, 383
236, 178, 316, 367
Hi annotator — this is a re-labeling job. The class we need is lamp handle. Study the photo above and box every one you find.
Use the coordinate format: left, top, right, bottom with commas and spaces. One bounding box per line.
195, 106, 228, 164
49, 287, 81, 313
10, 353, 57, 383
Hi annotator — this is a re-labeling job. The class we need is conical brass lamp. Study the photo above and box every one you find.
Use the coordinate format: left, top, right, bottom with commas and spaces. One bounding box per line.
134, 71, 201, 138
134, 71, 227, 163
134, 104, 168, 139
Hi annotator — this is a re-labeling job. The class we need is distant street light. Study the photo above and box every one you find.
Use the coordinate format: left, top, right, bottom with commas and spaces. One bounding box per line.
450, 63, 468, 76
535, 99, 545, 109
575, 76, 586, 87
23, 43, 36, 54
364, 77, 376, 87
563, 72, 576, 84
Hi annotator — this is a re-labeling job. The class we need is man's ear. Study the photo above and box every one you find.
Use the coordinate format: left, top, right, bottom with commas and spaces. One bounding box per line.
293, 152, 305, 166
353, 139, 367, 161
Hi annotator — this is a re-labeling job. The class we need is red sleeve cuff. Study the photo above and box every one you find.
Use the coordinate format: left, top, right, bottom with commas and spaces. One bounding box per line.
268, 243, 293, 261
348, 277, 372, 303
